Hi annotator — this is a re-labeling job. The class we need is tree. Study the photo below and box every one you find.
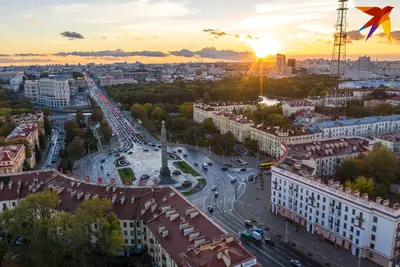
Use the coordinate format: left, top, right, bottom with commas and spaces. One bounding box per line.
35, 143, 42, 163
372, 103, 393, 116
203, 118, 218, 133
151, 107, 165, 121
345, 176, 374, 196
75, 111, 85, 126
203, 92, 212, 104
244, 138, 259, 153
178, 102, 193, 115
347, 105, 364, 118
101, 123, 113, 142
130, 103, 146, 120
144, 103, 153, 116
184, 126, 198, 145
22, 160, 31, 171
91, 107, 104, 123
222, 131, 235, 154
336, 158, 364, 183
319, 89, 328, 96
44, 116, 52, 137
39, 133, 46, 150
67, 136, 85, 162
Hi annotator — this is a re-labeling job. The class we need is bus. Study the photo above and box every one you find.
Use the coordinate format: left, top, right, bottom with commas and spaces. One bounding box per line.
260, 162, 274, 170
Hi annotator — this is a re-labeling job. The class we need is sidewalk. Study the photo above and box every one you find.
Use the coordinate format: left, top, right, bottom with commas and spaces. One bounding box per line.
234, 175, 380, 267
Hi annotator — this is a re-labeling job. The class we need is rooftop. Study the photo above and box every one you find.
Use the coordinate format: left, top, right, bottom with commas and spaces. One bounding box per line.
214, 111, 253, 124
375, 132, 400, 142
12, 111, 43, 121
287, 137, 370, 161
316, 115, 400, 129
6, 123, 37, 141
251, 125, 314, 137
390, 96, 400, 102
284, 100, 314, 107
0, 170, 257, 267
0, 144, 24, 166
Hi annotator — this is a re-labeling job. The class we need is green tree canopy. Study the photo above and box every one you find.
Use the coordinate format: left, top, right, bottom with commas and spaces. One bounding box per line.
203, 92, 212, 104
68, 136, 85, 162
345, 176, 374, 196
203, 118, 219, 133
151, 107, 165, 121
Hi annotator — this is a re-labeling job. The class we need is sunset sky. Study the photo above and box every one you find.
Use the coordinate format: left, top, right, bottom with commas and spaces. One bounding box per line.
0, 0, 399, 65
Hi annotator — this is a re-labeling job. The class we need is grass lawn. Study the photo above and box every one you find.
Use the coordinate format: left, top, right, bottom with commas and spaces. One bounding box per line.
197, 178, 207, 185
118, 168, 135, 185
174, 161, 200, 176
100, 136, 110, 146
182, 191, 193, 196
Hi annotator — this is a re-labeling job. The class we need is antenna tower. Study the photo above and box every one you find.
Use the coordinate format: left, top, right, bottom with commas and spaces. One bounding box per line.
331, 0, 348, 117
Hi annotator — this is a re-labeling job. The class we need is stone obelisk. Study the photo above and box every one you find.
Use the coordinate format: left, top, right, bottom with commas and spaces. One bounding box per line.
159, 121, 175, 184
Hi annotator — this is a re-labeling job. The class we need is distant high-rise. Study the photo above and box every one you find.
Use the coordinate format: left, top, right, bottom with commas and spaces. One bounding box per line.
357, 55, 371, 71
287, 59, 296, 68
276, 54, 286, 74
24, 78, 70, 108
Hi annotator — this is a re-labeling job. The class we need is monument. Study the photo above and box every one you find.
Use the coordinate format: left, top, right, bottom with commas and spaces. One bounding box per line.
159, 121, 176, 184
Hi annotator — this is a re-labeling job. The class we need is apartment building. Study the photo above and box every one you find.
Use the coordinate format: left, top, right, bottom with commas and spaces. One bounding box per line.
0, 145, 25, 174
211, 112, 253, 142
0, 71, 24, 92
271, 160, 400, 267
193, 102, 257, 124
0, 170, 259, 267
6, 123, 39, 168
307, 95, 357, 108
315, 115, 400, 139
12, 111, 44, 135
98, 76, 138, 87
24, 78, 70, 108
374, 133, 400, 161
250, 125, 321, 157
282, 100, 315, 117
387, 96, 400, 107
286, 138, 370, 178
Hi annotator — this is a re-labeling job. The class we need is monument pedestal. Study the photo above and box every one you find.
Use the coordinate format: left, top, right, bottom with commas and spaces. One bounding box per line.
158, 120, 176, 185
159, 166, 176, 185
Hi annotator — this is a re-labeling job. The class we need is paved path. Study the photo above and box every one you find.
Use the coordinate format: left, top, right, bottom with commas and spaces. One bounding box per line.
234, 174, 380, 267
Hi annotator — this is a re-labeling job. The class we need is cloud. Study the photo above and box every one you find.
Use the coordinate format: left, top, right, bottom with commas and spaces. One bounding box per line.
203, 29, 228, 37
20, 14, 38, 24
14, 53, 47, 57
377, 31, 400, 42
60, 31, 85, 40
52, 0, 193, 24
0, 54, 10, 57
170, 47, 255, 61
347, 30, 364, 41
169, 49, 196, 57
52, 49, 167, 58
233, 34, 240, 39
0, 58, 52, 63
101, 36, 106, 40
28, 18, 38, 24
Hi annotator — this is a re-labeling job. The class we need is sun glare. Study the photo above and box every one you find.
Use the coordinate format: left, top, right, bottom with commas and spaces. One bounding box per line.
247, 36, 280, 58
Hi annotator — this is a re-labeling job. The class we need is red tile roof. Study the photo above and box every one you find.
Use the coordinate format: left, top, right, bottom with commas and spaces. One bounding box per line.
0, 171, 257, 267
0, 144, 24, 166
390, 96, 400, 102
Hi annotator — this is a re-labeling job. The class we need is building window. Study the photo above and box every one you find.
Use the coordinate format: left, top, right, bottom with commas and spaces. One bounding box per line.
130, 222, 134, 228
355, 239, 359, 245
130, 231, 134, 236
356, 230, 360, 236
368, 252, 373, 258
344, 215, 347, 221
371, 234, 375, 241
125, 239, 128, 244
370, 243, 375, 249
94, 224, 98, 230
350, 226, 354, 232
343, 231, 346, 237
131, 239, 135, 245
124, 231, 127, 236
373, 216, 378, 223
323, 197, 326, 202
123, 222, 127, 228
137, 221, 140, 227
372, 226, 377, 232
352, 209, 355, 215
351, 218, 355, 224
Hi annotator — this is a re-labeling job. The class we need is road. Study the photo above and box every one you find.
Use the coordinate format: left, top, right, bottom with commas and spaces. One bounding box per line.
82, 73, 322, 266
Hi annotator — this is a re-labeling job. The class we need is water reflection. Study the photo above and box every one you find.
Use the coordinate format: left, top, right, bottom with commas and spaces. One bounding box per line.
259, 96, 280, 106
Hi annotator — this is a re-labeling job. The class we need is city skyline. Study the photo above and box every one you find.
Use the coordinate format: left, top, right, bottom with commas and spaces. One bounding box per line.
1, 0, 400, 65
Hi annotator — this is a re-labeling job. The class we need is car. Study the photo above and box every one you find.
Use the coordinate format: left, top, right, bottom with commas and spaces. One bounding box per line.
290, 260, 303, 267
240, 168, 247, 172
214, 192, 218, 197
127, 151, 133, 154
157, 145, 162, 148
106, 172, 110, 176
183, 153, 187, 157
143, 149, 149, 152
265, 238, 275, 246
141, 174, 150, 180
202, 163, 208, 169
177, 149, 182, 152
101, 166, 104, 170
171, 150, 176, 153
172, 170, 181, 175
207, 206, 214, 213
207, 162, 212, 166
194, 163, 198, 166
221, 167, 228, 171
212, 185, 217, 191
100, 159, 105, 163
230, 178, 237, 183
254, 228, 264, 235
244, 220, 252, 227
154, 148, 159, 151
15, 237, 24, 246
115, 153, 120, 157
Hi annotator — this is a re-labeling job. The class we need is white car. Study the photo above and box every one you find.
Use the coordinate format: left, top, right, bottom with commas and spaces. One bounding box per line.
106, 171, 111, 176
212, 185, 217, 191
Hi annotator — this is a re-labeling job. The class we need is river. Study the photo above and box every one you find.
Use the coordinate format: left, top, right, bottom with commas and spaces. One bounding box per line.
258, 96, 280, 106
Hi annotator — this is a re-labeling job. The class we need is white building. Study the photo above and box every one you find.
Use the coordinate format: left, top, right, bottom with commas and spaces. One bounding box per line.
286, 137, 370, 177
211, 112, 254, 142
315, 115, 400, 139
307, 95, 357, 108
250, 125, 321, 157
282, 100, 315, 117
0, 170, 259, 267
99, 76, 138, 87
0, 71, 24, 92
24, 78, 70, 108
386, 96, 400, 107
353, 90, 373, 99
374, 133, 400, 161
193, 102, 257, 124
271, 160, 400, 267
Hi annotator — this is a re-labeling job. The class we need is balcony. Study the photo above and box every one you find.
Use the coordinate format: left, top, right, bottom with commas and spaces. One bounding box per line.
149, 238, 154, 244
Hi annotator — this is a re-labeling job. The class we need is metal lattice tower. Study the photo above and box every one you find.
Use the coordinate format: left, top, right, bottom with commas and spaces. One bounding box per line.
331, 0, 348, 117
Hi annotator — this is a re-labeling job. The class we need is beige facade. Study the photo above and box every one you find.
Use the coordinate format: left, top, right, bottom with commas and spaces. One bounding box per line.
209, 112, 253, 142
193, 102, 257, 124
0, 145, 25, 175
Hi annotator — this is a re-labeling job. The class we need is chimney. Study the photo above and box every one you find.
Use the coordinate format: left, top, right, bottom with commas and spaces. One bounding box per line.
158, 225, 165, 233
77, 181, 81, 187
194, 236, 206, 248
352, 190, 360, 197
0, 181, 4, 190
383, 199, 390, 207
226, 235, 235, 243
84, 192, 91, 201
56, 187, 65, 195
180, 221, 189, 230
77, 191, 84, 200
189, 230, 200, 242
106, 185, 110, 192
92, 193, 98, 199
161, 205, 172, 212
361, 193, 368, 201
186, 207, 196, 215
376, 197, 382, 204
8, 181, 12, 189
170, 191, 176, 197
71, 181, 75, 188
131, 196, 135, 204
162, 230, 169, 238
70, 190, 77, 198
189, 211, 199, 219
170, 212, 179, 221
162, 196, 167, 202
112, 186, 116, 192
183, 225, 194, 236
120, 195, 125, 204
166, 209, 176, 218
151, 203, 157, 213
112, 194, 117, 204
393, 203, 400, 210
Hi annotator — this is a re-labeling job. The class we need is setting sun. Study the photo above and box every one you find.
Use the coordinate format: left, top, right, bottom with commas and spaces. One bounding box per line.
247, 36, 280, 58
